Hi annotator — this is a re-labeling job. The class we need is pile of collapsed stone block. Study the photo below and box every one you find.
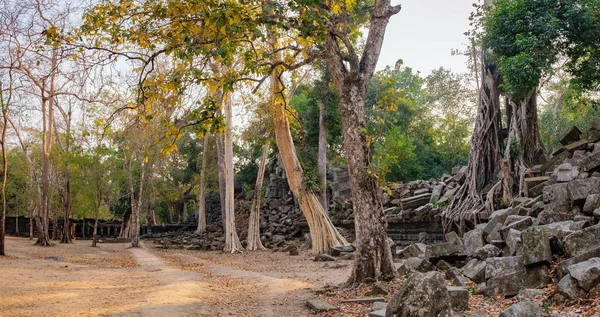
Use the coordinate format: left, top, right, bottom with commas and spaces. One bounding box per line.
378, 120, 600, 316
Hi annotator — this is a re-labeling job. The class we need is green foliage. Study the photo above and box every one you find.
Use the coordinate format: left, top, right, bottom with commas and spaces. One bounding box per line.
483, 0, 600, 98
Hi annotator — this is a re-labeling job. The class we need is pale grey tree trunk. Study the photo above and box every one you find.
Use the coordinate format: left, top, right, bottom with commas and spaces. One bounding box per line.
318, 101, 328, 212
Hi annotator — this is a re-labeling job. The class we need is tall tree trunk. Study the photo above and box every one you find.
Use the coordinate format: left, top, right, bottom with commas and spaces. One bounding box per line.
59, 108, 73, 244
196, 134, 210, 234
130, 161, 145, 248
318, 101, 328, 212
247, 143, 269, 251
443, 52, 504, 232
223, 93, 242, 253
215, 131, 227, 233
268, 34, 348, 255
336, 80, 395, 284
322, 0, 401, 282
0, 96, 7, 255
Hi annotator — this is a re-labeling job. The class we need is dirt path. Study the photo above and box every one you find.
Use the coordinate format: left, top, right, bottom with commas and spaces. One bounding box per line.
0, 237, 349, 317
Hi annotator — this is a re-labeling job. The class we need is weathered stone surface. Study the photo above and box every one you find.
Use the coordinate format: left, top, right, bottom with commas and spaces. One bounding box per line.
564, 139, 589, 152
445, 232, 462, 246
567, 257, 600, 291
446, 267, 468, 287
314, 254, 336, 262
447, 286, 469, 311
556, 246, 600, 279
394, 262, 409, 276
524, 176, 550, 197
372, 283, 389, 295
579, 151, 600, 172
555, 274, 585, 300
462, 258, 486, 283
430, 184, 444, 203
555, 163, 580, 182
568, 177, 600, 201
516, 288, 544, 301
402, 243, 427, 258
385, 271, 453, 317
425, 242, 465, 263
537, 203, 573, 225
505, 229, 522, 256
542, 183, 570, 204
368, 309, 385, 317
400, 193, 432, 211
405, 257, 435, 273
341, 297, 385, 304
541, 151, 572, 173
521, 226, 552, 266
583, 194, 600, 214
485, 256, 524, 280
559, 126, 582, 146
499, 217, 533, 240
473, 244, 501, 260
561, 224, 600, 257
463, 228, 484, 257
486, 265, 549, 297
499, 301, 542, 317
306, 299, 338, 311
372, 301, 388, 311
485, 224, 503, 244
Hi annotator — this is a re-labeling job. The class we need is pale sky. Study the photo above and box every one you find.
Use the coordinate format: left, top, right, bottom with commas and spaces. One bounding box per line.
378, 1, 475, 75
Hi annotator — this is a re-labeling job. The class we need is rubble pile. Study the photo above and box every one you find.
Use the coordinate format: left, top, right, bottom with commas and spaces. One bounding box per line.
379, 120, 600, 316
146, 225, 225, 251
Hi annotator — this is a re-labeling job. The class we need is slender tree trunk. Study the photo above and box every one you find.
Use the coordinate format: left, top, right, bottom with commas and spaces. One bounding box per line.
247, 143, 269, 251
318, 101, 328, 212
0, 98, 7, 255
215, 130, 227, 233
223, 93, 242, 253
269, 51, 347, 254
196, 135, 210, 234
60, 110, 73, 244
130, 161, 145, 248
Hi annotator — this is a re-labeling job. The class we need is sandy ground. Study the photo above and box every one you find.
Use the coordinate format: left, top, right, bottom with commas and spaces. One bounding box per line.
0, 236, 350, 317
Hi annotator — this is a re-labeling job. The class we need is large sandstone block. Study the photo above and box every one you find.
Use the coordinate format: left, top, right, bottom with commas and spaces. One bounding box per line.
567, 257, 600, 291
556, 246, 600, 279
567, 177, 600, 202
542, 183, 570, 204
424, 242, 465, 264
462, 258, 486, 283
537, 203, 574, 225
555, 274, 585, 300
385, 272, 452, 317
486, 265, 549, 297
463, 228, 484, 257
580, 151, 600, 172
561, 224, 600, 257
499, 217, 533, 240
499, 301, 543, 317
521, 227, 552, 266
559, 126, 582, 145
485, 256, 524, 280
583, 194, 600, 214
447, 286, 469, 311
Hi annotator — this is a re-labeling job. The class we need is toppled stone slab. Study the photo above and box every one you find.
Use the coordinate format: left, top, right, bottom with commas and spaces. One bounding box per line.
405, 257, 435, 273
505, 229, 522, 256
521, 226, 552, 266
447, 286, 469, 311
555, 274, 585, 300
583, 194, 600, 214
499, 301, 542, 317
537, 203, 573, 225
556, 163, 580, 182
559, 126, 582, 146
543, 183, 570, 204
340, 297, 385, 304
566, 257, 600, 291
463, 228, 484, 257
567, 177, 600, 201
486, 265, 549, 297
556, 246, 600, 279
561, 224, 600, 257
473, 244, 501, 260
386, 271, 452, 317
463, 258, 486, 283
400, 193, 432, 211
425, 242, 465, 264
524, 177, 549, 197
314, 254, 336, 262
485, 256, 524, 280
499, 217, 533, 240
516, 288, 544, 301
446, 267, 468, 287
306, 299, 338, 311
402, 243, 427, 258
580, 151, 600, 172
